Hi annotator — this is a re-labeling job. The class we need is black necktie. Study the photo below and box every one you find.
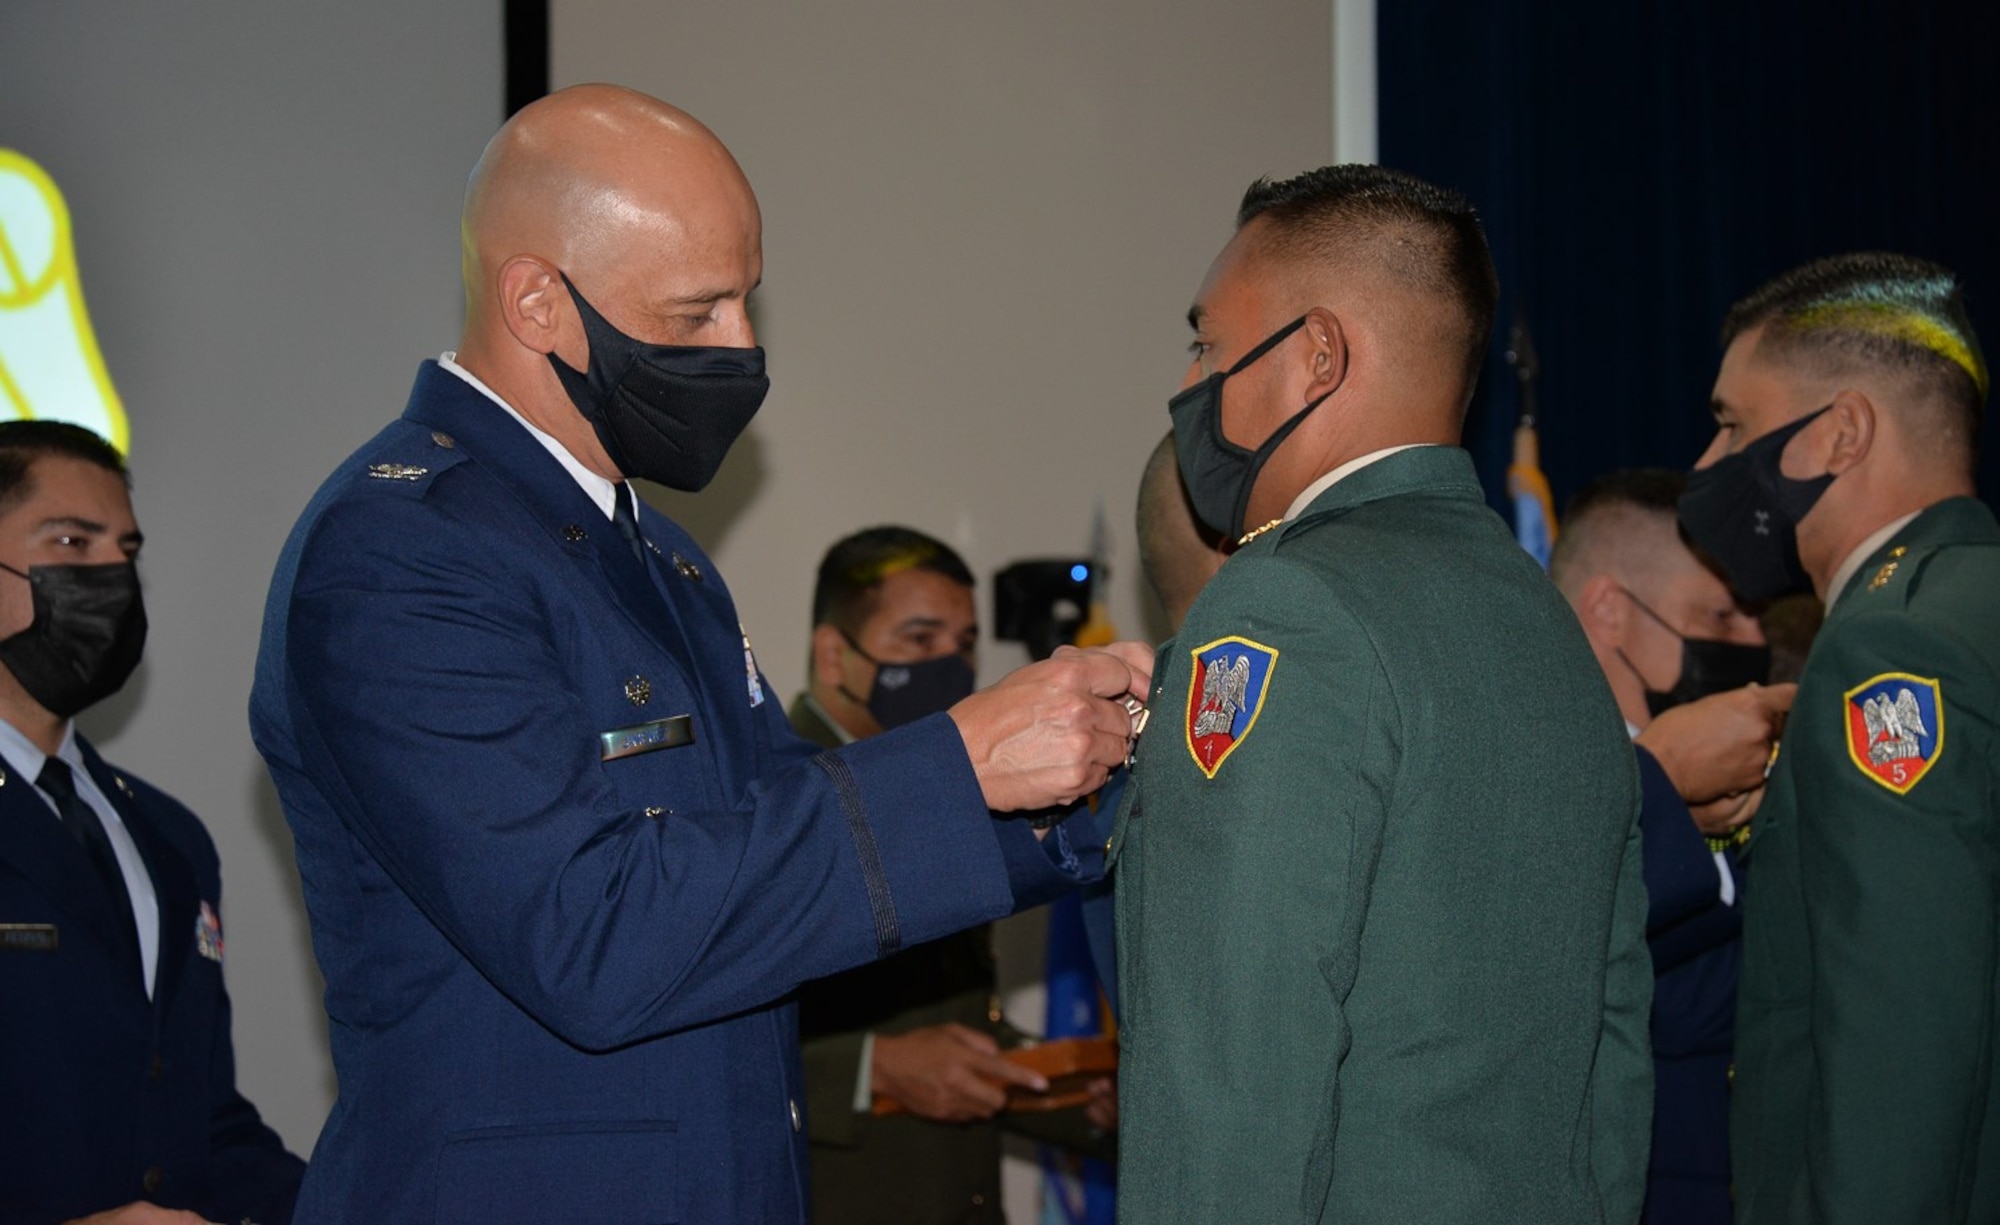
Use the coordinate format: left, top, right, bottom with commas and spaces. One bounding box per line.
38, 757, 140, 970
611, 483, 646, 564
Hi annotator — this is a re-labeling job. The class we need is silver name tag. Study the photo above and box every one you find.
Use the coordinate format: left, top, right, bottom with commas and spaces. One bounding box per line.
599, 715, 695, 762
0, 924, 58, 952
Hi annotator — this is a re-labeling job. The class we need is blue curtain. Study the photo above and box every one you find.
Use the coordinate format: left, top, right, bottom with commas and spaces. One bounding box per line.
1379, 0, 2000, 512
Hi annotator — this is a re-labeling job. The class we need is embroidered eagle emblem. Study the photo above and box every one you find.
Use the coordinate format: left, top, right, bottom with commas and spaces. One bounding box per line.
1184, 637, 1278, 779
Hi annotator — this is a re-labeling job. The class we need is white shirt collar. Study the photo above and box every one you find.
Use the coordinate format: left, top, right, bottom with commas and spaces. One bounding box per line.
1280, 444, 1432, 523
1825, 510, 1921, 610
438, 352, 625, 521
0, 716, 81, 786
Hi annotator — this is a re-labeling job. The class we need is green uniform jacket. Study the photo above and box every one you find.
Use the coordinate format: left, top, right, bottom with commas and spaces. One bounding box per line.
789, 694, 1108, 1225
1732, 496, 2000, 1224
1110, 447, 1651, 1224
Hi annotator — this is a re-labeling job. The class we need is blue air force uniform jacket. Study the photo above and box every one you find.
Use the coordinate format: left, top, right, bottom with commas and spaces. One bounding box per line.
248, 362, 1092, 1224
1633, 746, 1741, 1225
0, 738, 303, 1224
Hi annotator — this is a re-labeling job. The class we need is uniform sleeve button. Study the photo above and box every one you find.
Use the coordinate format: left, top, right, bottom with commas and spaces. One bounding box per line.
142, 1165, 164, 1194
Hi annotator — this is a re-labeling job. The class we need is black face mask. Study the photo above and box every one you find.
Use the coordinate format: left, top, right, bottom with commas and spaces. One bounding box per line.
1613, 587, 1771, 718
839, 633, 977, 730
1169, 315, 1333, 541
0, 561, 147, 719
547, 273, 770, 492
1677, 406, 1835, 604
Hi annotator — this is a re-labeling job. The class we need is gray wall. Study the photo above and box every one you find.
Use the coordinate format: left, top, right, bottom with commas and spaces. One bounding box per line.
1, 1, 502, 1150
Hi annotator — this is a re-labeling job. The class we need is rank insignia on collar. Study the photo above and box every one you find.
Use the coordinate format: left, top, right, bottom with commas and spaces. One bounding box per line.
1185, 636, 1279, 778
195, 900, 224, 963
1844, 672, 1944, 794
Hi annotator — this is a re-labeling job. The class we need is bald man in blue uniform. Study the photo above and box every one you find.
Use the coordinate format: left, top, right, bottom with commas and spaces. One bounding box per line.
250, 85, 1145, 1225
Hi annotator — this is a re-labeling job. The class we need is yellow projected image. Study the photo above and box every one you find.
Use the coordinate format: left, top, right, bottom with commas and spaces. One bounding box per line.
0, 150, 128, 452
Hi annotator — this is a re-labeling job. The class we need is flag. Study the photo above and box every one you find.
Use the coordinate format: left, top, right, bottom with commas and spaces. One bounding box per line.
1039, 889, 1115, 1225
1508, 419, 1557, 569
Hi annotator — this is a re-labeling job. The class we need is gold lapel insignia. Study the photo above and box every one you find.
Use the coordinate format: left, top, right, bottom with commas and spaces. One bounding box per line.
1236, 518, 1283, 546
1868, 561, 1898, 591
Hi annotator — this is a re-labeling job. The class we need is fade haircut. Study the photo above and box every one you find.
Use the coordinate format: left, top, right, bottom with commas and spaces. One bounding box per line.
1236, 164, 1500, 392
0, 421, 129, 517
1723, 253, 1988, 462
1548, 467, 1685, 598
812, 526, 975, 637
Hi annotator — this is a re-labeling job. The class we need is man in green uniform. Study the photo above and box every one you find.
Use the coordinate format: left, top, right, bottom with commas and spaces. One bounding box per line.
1110, 165, 1651, 1223
1676, 253, 1998, 1224
790, 526, 1113, 1225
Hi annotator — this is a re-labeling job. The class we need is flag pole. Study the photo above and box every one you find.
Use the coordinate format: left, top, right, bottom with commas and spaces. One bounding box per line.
1503, 309, 1558, 568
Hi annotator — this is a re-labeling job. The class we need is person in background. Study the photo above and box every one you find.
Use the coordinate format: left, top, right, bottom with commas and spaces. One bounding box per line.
1679, 251, 1998, 1224
1551, 467, 1794, 1224
248, 84, 1149, 1224
791, 525, 1112, 1225
0, 421, 304, 1225
1134, 431, 1227, 638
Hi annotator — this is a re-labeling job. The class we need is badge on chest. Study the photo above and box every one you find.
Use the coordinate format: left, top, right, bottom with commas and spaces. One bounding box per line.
1185, 636, 1279, 778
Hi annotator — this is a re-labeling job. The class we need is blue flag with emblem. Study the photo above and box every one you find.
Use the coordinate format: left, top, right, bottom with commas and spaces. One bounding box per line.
1040, 890, 1114, 1225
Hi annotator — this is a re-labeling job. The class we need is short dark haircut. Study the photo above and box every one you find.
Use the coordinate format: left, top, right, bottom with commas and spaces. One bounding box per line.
1722, 252, 1987, 459
1561, 466, 1686, 523
0, 420, 129, 517
1236, 164, 1500, 390
1548, 467, 1685, 593
811, 526, 975, 635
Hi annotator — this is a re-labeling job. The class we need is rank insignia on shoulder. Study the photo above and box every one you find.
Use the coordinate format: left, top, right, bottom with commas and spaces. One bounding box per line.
366, 463, 428, 482
1844, 672, 1944, 794
1185, 636, 1278, 779
195, 900, 224, 963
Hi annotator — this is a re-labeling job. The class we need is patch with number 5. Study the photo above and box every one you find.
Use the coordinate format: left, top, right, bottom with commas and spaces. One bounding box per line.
1844, 672, 1944, 795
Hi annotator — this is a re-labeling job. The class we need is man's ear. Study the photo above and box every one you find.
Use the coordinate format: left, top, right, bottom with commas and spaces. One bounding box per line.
1576, 573, 1629, 645
496, 256, 568, 357
1300, 307, 1348, 403
1819, 388, 1877, 476
810, 624, 848, 689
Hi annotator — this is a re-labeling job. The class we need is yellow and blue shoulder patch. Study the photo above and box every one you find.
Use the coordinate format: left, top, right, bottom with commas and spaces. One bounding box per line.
1184, 636, 1278, 778
1844, 672, 1944, 794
